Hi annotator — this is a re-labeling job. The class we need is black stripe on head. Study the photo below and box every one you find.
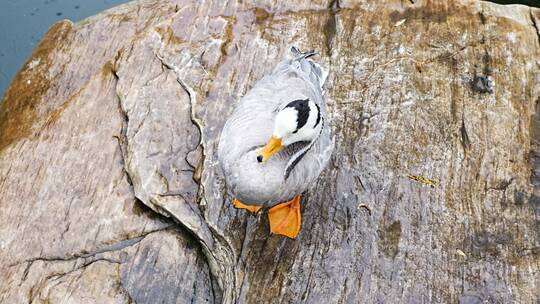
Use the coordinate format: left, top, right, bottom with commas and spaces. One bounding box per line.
284, 117, 324, 180
314, 103, 321, 127
285, 99, 310, 133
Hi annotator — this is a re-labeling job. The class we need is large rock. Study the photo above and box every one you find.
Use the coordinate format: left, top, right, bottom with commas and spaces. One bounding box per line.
1, 0, 539, 303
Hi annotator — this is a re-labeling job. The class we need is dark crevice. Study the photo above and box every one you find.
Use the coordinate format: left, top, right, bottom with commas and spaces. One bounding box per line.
109, 53, 134, 194
112, 134, 134, 188
479, 11, 487, 25
530, 97, 540, 187
485, 178, 514, 192
324, 0, 340, 56
155, 57, 202, 166
117, 268, 135, 304
338, 278, 349, 304
481, 48, 492, 77
530, 9, 540, 47
109, 60, 175, 224
460, 116, 471, 153
155, 54, 208, 210
150, 53, 235, 304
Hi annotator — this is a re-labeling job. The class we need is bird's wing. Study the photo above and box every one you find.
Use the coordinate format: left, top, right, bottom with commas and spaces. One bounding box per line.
218, 49, 332, 204
219, 65, 320, 165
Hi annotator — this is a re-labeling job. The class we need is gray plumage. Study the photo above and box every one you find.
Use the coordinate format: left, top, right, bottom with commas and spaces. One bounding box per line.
218, 47, 333, 207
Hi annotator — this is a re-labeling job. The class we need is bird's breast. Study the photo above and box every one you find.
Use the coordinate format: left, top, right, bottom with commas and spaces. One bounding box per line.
227, 149, 289, 206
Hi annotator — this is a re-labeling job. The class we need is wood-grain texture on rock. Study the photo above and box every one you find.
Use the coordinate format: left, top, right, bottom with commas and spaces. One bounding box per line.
0, 0, 539, 303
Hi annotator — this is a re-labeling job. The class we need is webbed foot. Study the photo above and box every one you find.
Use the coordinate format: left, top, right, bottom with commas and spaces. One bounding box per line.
233, 198, 262, 213
268, 195, 301, 238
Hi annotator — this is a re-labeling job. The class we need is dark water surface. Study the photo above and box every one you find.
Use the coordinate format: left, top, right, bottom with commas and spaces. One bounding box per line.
0, 0, 131, 99
490, 0, 540, 5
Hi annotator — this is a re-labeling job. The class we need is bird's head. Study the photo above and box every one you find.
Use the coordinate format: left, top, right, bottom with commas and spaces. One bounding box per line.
257, 98, 322, 163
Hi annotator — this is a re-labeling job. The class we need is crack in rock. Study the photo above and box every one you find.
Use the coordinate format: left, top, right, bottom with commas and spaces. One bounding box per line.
153, 53, 238, 304
26, 258, 124, 304
12, 226, 174, 274
109, 32, 238, 302
156, 54, 208, 207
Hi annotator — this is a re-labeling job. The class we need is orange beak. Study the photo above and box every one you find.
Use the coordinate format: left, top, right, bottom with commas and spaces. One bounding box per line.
257, 136, 283, 162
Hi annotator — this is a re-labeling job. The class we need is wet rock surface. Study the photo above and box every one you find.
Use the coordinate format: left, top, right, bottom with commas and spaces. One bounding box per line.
1, 0, 539, 303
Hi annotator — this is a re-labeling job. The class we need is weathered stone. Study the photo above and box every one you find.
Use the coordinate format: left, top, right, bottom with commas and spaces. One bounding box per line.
0, 1, 213, 303
1, 0, 539, 303
120, 230, 214, 304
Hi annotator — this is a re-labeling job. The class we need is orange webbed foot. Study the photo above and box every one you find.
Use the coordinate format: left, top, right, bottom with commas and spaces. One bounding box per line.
268, 195, 302, 239
233, 198, 263, 213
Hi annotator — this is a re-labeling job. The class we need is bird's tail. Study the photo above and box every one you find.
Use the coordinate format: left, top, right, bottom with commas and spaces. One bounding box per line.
289, 47, 328, 95
291, 46, 318, 60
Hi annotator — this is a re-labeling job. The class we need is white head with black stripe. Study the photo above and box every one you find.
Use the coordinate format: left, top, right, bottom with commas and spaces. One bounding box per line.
257, 98, 323, 163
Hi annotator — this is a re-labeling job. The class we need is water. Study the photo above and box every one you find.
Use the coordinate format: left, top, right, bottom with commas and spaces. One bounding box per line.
490, 0, 540, 5
0, 0, 131, 99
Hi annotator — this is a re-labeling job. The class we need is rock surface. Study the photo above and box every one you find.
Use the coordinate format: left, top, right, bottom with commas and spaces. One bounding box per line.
1, 0, 539, 303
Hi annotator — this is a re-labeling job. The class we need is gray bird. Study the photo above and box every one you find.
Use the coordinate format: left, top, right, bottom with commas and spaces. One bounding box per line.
218, 47, 333, 238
